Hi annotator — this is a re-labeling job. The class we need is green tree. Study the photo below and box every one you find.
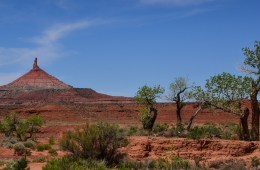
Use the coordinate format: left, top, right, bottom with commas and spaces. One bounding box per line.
241, 41, 260, 140
167, 77, 189, 126
191, 73, 251, 140
135, 85, 164, 130
0, 113, 44, 141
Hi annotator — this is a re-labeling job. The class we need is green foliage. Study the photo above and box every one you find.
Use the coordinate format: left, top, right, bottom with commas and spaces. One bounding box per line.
0, 113, 44, 142
187, 124, 221, 140
127, 126, 137, 136
1, 136, 18, 148
170, 124, 186, 137
138, 107, 153, 129
33, 157, 46, 163
221, 123, 241, 140
49, 136, 55, 145
118, 157, 190, 170
135, 85, 164, 108
242, 41, 260, 72
168, 77, 190, 101
48, 148, 58, 157
152, 123, 169, 133
36, 144, 52, 151
43, 157, 107, 170
13, 142, 31, 156
3, 157, 28, 170
135, 85, 164, 130
59, 122, 128, 166
23, 140, 36, 149
205, 72, 251, 114
251, 156, 260, 168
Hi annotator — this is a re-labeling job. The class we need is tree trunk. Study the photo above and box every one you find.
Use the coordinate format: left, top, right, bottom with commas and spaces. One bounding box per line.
240, 108, 250, 140
251, 83, 260, 141
176, 99, 182, 126
143, 107, 158, 131
187, 106, 202, 131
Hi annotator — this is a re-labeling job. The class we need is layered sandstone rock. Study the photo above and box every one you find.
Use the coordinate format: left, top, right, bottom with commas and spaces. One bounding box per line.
0, 58, 71, 90
0, 58, 132, 105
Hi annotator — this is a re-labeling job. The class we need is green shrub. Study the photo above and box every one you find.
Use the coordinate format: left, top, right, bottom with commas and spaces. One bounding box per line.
171, 156, 190, 170
3, 157, 28, 170
1, 136, 18, 148
153, 123, 169, 133
251, 156, 260, 168
49, 136, 55, 145
187, 126, 204, 139
127, 126, 138, 136
59, 122, 128, 166
202, 123, 221, 138
43, 157, 107, 170
13, 142, 31, 156
23, 140, 36, 149
33, 157, 46, 163
118, 157, 190, 170
170, 124, 186, 137
36, 144, 51, 151
187, 124, 222, 140
48, 148, 58, 157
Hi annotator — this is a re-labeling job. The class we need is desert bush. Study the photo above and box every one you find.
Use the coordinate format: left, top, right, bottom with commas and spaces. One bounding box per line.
187, 124, 221, 140
32, 156, 46, 163
251, 156, 260, 168
23, 140, 36, 149
13, 142, 31, 156
153, 123, 169, 133
170, 124, 186, 137
59, 122, 128, 166
49, 136, 55, 145
208, 159, 246, 170
118, 157, 190, 170
43, 157, 107, 170
1, 136, 18, 148
127, 126, 138, 136
48, 148, 58, 157
0, 160, 5, 167
3, 157, 28, 170
171, 156, 190, 170
36, 144, 51, 151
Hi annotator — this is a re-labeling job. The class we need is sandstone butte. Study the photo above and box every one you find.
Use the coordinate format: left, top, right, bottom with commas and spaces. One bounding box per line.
0, 58, 132, 105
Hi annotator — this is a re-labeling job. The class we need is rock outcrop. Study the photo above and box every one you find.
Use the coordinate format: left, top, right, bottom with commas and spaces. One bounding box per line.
0, 58, 132, 105
121, 136, 260, 168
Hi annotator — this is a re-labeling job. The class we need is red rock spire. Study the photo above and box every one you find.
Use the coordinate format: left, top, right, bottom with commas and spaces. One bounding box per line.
33, 57, 39, 70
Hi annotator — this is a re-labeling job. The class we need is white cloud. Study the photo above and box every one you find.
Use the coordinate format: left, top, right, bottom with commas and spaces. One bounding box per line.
140, 0, 214, 6
0, 20, 106, 67
32, 20, 95, 45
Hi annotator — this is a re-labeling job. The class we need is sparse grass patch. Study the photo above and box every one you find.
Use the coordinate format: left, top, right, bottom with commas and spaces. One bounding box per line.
32, 156, 47, 163
48, 148, 58, 157
49, 136, 55, 145
36, 144, 52, 151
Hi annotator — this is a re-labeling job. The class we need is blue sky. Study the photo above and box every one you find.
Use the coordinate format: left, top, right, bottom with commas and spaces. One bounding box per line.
0, 0, 259, 97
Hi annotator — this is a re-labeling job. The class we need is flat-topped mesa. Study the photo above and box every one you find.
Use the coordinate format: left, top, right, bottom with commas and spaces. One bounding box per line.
0, 58, 72, 90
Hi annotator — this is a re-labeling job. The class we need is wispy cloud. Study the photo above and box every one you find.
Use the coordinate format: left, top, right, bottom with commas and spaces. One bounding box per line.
0, 19, 108, 84
31, 20, 96, 45
140, 0, 214, 6
0, 19, 107, 67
